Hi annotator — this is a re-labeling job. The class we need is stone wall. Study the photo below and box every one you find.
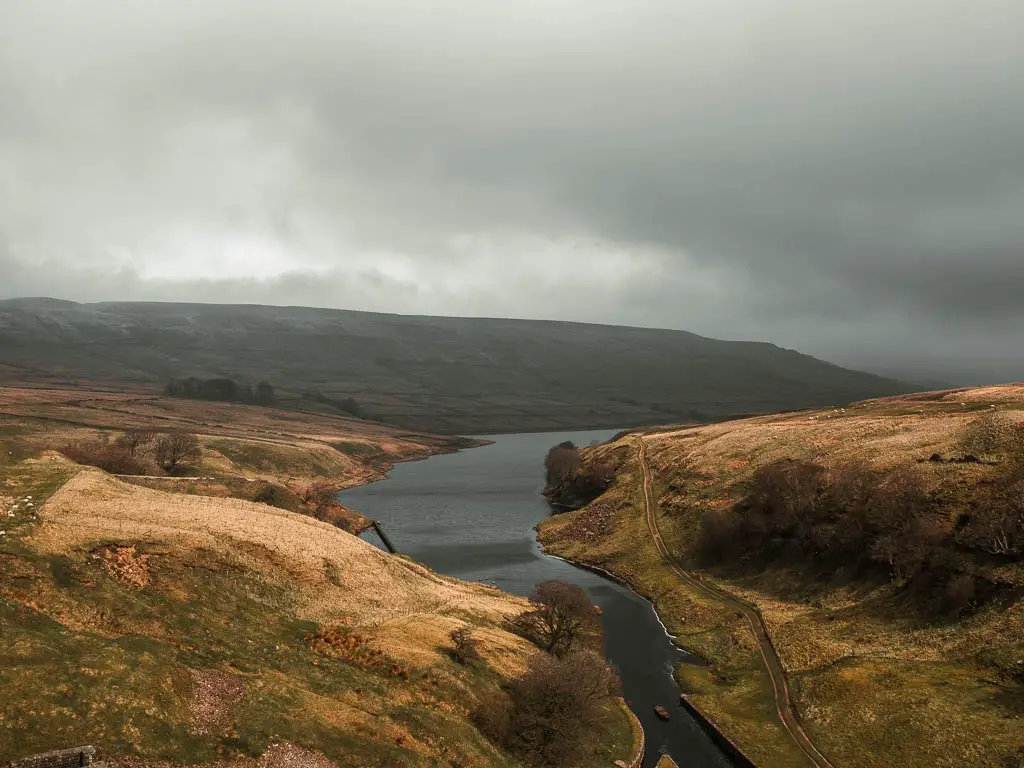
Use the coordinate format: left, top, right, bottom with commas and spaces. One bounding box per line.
679, 695, 759, 768
3, 746, 101, 768
615, 702, 645, 768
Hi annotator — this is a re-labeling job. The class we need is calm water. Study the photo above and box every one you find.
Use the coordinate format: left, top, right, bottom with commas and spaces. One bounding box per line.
339, 430, 731, 768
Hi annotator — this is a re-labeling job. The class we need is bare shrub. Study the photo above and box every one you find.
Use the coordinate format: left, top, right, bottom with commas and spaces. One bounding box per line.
959, 501, 1024, 557
253, 483, 294, 510
154, 433, 201, 474
544, 442, 614, 509
449, 625, 481, 665
699, 459, 946, 585
59, 441, 147, 475
304, 481, 337, 513
476, 650, 620, 767
696, 506, 743, 564
512, 580, 597, 656
747, 460, 828, 534
115, 429, 156, 455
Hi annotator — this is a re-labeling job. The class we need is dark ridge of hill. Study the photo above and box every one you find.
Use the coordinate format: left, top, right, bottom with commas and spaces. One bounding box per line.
0, 299, 909, 433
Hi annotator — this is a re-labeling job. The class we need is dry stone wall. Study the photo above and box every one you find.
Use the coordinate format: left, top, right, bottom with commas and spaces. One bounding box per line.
2, 746, 101, 768
614, 703, 645, 768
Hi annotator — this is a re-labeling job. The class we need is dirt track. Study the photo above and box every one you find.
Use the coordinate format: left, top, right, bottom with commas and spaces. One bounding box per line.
636, 438, 837, 768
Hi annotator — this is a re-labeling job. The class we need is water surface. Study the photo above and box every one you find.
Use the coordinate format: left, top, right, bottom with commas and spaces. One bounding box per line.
340, 430, 730, 768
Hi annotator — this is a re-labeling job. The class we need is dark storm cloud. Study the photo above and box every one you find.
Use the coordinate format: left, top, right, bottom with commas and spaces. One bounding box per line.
2, 1, 1023, 383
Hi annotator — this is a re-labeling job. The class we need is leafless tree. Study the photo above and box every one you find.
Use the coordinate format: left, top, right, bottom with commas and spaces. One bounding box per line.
154, 433, 201, 473
449, 626, 480, 665
116, 429, 157, 455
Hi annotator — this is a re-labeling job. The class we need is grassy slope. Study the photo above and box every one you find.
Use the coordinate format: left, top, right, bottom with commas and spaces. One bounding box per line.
0, 392, 634, 766
540, 385, 1024, 768
0, 386, 478, 532
0, 299, 907, 433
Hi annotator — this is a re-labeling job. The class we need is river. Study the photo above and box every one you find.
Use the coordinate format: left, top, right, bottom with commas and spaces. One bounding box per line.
339, 430, 731, 768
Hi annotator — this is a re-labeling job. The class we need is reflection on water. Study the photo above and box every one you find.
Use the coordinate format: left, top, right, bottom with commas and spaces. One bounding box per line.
340, 430, 731, 768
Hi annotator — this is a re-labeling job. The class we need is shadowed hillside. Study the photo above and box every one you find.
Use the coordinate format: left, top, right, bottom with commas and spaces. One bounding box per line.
0, 299, 908, 433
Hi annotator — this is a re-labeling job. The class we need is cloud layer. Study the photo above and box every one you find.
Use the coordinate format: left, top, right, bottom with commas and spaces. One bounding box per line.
3, 1, 1023, 383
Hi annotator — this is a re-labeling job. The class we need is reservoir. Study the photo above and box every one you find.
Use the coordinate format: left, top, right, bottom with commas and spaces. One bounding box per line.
340, 430, 731, 768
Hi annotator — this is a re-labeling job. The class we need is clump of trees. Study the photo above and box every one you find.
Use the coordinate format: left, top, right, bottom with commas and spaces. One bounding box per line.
696, 421, 1024, 615
307, 391, 364, 418
544, 442, 614, 510
474, 650, 620, 767
59, 429, 202, 476
165, 377, 276, 405
59, 439, 148, 475
476, 579, 619, 767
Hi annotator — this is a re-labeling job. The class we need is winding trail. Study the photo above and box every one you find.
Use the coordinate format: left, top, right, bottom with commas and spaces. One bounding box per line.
636, 438, 837, 768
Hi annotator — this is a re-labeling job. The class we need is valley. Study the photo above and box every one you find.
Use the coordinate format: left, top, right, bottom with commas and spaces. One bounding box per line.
0, 388, 635, 766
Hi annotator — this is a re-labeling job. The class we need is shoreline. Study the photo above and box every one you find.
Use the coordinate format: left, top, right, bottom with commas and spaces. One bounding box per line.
338, 435, 663, 767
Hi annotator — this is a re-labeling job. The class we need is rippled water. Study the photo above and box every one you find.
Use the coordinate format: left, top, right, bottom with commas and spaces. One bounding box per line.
339, 430, 731, 768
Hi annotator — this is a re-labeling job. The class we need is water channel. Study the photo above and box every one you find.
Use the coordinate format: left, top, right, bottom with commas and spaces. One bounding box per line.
339, 430, 731, 768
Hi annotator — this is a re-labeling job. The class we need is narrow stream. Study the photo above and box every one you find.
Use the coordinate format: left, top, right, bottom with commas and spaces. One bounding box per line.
339, 430, 731, 768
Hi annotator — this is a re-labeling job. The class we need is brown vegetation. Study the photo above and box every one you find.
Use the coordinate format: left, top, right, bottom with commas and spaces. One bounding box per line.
695, 417, 1024, 615
0, 387, 637, 766
155, 432, 202, 473
449, 626, 481, 665
59, 439, 148, 475
475, 650, 621, 767
544, 442, 614, 509
539, 385, 1024, 768
512, 580, 599, 656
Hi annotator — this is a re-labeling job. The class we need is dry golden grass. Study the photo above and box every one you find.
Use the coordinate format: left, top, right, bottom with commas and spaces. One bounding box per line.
0, 391, 634, 767
30, 468, 532, 669
104, 742, 341, 768
542, 383, 1024, 768
0, 384, 472, 535
0, 385, 462, 479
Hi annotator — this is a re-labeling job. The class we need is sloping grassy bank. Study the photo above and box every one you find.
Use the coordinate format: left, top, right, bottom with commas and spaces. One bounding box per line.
540, 386, 1024, 768
0, 393, 635, 766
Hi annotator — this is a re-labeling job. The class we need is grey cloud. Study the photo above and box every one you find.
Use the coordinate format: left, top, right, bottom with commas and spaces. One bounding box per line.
2, 1, 1023, 385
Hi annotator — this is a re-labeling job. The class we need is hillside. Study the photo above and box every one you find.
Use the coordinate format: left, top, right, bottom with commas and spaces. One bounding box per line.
0, 389, 636, 765
539, 385, 1024, 768
0, 298, 908, 433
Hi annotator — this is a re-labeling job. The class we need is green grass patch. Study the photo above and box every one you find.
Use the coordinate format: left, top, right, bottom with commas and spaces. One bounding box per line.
206, 438, 347, 479
330, 440, 382, 458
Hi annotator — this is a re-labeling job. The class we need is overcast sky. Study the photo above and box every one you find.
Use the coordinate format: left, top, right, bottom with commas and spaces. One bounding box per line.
2, 1, 1023, 384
